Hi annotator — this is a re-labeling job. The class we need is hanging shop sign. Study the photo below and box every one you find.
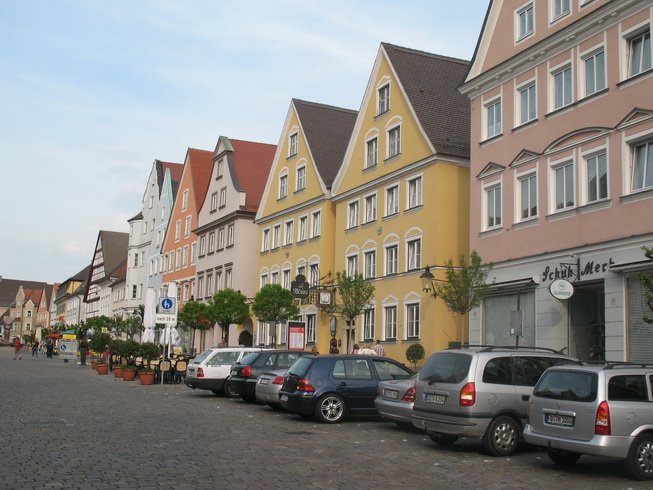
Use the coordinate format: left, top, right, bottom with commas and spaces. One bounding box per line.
549, 279, 574, 300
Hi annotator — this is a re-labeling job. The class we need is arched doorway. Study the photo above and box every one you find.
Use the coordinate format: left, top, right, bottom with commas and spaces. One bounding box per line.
238, 330, 253, 347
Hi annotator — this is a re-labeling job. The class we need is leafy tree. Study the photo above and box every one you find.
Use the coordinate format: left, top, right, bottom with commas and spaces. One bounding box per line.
252, 284, 299, 346
178, 299, 211, 352
207, 289, 250, 347
431, 250, 492, 315
90, 332, 112, 355
639, 246, 653, 324
334, 272, 375, 354
406, 343, 425, 370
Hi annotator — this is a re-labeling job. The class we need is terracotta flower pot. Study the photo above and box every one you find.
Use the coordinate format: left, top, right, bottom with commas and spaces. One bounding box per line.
91, 360, 98, 370
139, 371, 155, 385
96, 363, 109, 375
122, 369, 137, 381
113, 366, 123, 378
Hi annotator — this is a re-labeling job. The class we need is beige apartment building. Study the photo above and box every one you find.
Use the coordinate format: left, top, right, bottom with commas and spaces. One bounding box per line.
460, 0, 653, 361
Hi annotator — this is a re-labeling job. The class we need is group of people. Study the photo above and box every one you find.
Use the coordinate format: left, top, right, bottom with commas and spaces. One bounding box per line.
12, 337, 55, 360
352, 340, 385, 356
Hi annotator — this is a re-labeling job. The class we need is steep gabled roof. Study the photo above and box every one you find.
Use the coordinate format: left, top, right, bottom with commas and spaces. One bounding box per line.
0, 278, 48, 308
109, 257, 128, 286
158, 160, 183, 197
128, 211, 143, 222
293, 99, 357, 188
382, 43, 470, 158
228, 139, 277, 212
22, 288, 43, 306
187, 148, 215, 211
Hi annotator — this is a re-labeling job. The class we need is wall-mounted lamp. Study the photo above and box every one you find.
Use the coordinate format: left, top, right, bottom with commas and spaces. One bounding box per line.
420, 266, 435, 294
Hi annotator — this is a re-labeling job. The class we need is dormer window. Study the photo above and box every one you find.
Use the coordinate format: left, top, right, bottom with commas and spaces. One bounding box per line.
378, 84, 390, 115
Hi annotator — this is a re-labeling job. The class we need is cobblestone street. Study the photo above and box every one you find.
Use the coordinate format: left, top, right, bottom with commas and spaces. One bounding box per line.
0, 347, 645, 489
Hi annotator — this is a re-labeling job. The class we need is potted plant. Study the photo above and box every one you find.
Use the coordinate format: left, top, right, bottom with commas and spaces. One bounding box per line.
95, 358, 109, 375
139, 342, 161, 385
121, 364, 138, 381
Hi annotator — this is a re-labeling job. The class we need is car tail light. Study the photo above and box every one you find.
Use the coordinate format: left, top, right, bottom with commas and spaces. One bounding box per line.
459, 382, 476, 407
242, 366, 252, 378
401, 384, 416, 403
197, 367, 204, 378
595, 400, 611, 435
296, 378, 315, 392
273, 376, 284, 385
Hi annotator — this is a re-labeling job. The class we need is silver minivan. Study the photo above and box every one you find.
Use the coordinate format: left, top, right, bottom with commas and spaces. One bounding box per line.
524, 362, 653, 480
411, 346, 570, 456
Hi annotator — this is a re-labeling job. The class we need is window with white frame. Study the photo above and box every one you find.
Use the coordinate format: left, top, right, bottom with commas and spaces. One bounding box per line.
191, 242, 197, 265
554, 160, 575, 210
217, 158, 224, 178
284, 220, 293, 245
347, 200, 359, 229
182, 245, 189, 267
282, 269, 291, 289
366, 138, 378, 168
306, 314, 316, 343
208, 232, 215, 253
407, 175, 422, 209
518, 83, 536, 125
384, 305, 397, 340
227, 224, 234, 246
406, 303, 420, 338
552, 0, 570, 20
217, 227, 224, 250
225, 268, 232, 288
279, 174, 288, 199
388, 126, 401, 158
219, 187, 227, 207
296, 165, 306, 191
519, 173, 538, 220
347, 254, 359, 276
586, 152, 608, 202
385, 185, 399, 216
298, 216, 307, 241
385, 244, 398, 275
297, 265, 306, 278
378, 84, 390, 115
206, 273, 213, 297
364, 194, 377, 223
199, 236, 206, 256
175, 249, 181, 269
257, 321, 268, 346
271, 271, 279, 285
260, 274, 269, 288
272, 224, 281, 249
175, 220, 181, 241
631, 140, 653, 191
262, 228, 270, 252
309, 263, 319, 286
181, 189, 189, 211
210, 191, 218, 211
553, 64, 572, 110
364, 250, 376, 279
197, 276, 204, 299
584, 49, 605, 96
486, 184, 502, 229
216, 270, 222, 291
363, 309, 375, 340
134, 252, 139, 267
486, 98, 502, 139
143, 221, 148, 234
517, 3, 534, 40
289, 133, 298, 157
311, 210, 321, 238
627, 29, 652, 78
407, 238, 421, 271
184, 215, 192, 237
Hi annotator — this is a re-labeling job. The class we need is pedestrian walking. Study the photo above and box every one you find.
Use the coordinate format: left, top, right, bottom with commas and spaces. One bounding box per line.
373, 340, 385, 357
32, 340, 39, 359
45, 337, 54, 358
352, 343, 360, 354
13, 337, 22, 360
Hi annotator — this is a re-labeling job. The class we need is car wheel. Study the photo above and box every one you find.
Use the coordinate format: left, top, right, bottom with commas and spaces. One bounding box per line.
427, 432, 459, 447
315, 394, 346, 424
483, 416, 520, 456
624, 433, 653, 480
547, 449, 581, 466
223, 382, 239, 398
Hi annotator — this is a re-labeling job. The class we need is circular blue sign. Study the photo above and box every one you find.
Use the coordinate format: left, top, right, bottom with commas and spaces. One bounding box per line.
161, 298, 174, 310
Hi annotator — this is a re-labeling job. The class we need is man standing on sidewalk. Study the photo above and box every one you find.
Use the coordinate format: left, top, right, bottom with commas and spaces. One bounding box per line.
13, 337, 22, 360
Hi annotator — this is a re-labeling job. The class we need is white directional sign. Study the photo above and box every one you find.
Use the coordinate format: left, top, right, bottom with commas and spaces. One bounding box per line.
156, 297, 178, 324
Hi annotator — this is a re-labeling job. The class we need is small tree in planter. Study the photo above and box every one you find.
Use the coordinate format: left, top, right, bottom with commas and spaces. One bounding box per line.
90, 332, 112, 363
138, 342, 161, 385
406, 343, 425, 371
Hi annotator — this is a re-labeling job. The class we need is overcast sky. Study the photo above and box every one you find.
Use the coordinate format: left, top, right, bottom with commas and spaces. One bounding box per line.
0, 0, 488, 284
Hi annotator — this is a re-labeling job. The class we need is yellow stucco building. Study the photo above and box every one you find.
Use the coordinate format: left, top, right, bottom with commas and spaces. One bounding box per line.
331, 43, 471, 363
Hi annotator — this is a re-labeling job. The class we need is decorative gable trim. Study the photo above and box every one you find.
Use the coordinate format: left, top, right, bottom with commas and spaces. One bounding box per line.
543, 127, 610, 155
509, 149, 540, 167
615, 108, 653, 131
477, 162, 505, 179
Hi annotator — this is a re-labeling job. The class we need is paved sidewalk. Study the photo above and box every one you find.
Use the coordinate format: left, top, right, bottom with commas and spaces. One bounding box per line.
0, 346, 646, 489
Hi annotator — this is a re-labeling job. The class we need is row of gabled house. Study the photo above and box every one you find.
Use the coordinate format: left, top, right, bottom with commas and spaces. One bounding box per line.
5, 0, 653, 364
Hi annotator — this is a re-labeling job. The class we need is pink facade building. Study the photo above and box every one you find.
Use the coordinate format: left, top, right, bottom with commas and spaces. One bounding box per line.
460, 0, 653, 361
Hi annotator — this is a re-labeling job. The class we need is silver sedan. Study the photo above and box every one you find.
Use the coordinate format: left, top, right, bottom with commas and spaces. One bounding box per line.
374, 374, 417, 427
255, 369, 286, 409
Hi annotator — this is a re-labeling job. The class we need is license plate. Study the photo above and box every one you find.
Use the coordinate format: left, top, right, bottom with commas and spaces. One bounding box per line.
280, 394, 288, 402
383, 389, 399, 400
425, 393, 446, 404
230, 370, 237, 376
260, 378, 269, 385
545, 413, 575, 427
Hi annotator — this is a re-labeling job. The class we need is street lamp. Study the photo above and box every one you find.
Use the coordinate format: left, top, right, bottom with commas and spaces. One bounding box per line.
420, 266, 436, 294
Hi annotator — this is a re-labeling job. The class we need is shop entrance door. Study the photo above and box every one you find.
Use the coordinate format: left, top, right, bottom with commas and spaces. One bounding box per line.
569, 282, 605, 361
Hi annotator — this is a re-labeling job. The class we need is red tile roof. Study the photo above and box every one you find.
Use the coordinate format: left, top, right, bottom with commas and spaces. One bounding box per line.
187, 148, 215, 211
229, 139, 277, 212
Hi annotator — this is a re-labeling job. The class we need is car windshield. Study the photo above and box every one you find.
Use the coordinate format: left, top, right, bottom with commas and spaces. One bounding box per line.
192, 349, 214, 364
287, 356, 314, 377
238, 352, 261, 365
533, 370, 597, 402
419, 352, 471, 384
